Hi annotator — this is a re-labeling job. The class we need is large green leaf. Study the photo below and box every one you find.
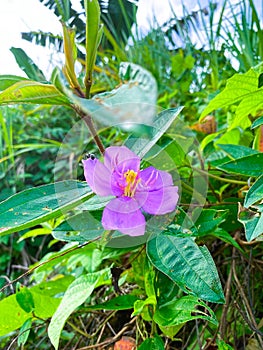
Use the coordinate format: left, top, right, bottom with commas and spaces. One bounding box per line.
200, 66, 263, 129
153, 295, 218, 327
10, 47, 46, 81
48, 269, 110, 350
65, 62, 158, 126
244, 174, 263, 207
0, 75, 29, 91
0, 181, 93, 236
218, 144, 259, 159
147, 234, 225, 303
217, 153, 263, 176
0, 80, 71, 106
0, 276, 74, 336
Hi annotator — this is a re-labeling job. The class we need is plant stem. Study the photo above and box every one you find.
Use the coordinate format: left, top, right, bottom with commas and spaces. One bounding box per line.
193, 167, 248, 185
74, 106, 105, 155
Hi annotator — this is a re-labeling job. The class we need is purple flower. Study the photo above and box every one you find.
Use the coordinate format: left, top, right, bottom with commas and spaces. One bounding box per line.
82, 146, 179, 236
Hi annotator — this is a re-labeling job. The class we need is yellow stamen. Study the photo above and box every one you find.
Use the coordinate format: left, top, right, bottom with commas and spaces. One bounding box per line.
124, 169, 140, 197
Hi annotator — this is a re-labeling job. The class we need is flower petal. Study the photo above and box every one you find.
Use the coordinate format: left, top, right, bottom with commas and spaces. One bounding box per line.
102, 197, 145, 236
135, 186, 179, 215
104, 146, 140, 171
82, 158, 112, 196
139, 166, 173, 191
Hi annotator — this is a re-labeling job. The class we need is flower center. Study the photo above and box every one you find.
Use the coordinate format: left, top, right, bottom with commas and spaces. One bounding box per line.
123, 169, 140, 197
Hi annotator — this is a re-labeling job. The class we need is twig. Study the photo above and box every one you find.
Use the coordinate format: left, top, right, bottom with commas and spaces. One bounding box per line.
232, 257, 263, 346
76, 317, 137, 349
219, 247, 234, 338
73, 106, 105, 155
0, 238, 100, 293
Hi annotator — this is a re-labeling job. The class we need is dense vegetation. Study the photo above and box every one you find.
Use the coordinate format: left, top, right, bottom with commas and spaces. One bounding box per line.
0, 0, 263, 349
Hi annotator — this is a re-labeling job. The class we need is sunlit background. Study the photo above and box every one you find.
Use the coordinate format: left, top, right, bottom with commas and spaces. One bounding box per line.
0, 0, 262, 77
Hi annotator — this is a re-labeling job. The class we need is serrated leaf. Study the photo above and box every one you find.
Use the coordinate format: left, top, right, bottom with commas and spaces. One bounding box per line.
217, 153, 263, 176
0, 80, 71, 106
0, 181, 93, 236
153, 295, 218, 327
147, 234, 225, 303
245, 174, 263, 207
48, 270, 109, 350
200, 67, 263, 129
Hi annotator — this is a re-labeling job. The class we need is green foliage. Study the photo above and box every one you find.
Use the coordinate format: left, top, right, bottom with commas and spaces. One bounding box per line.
147, 234, 225, 303
0, 181, 93, 236
48, 269, 110, 350
201, 65, 263, 129
1, 1, 263, 349
10, 48, 46, 82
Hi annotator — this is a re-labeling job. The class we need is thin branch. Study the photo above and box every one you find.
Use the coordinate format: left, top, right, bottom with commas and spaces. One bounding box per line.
0, 238, 100, 293
73, 106, 105, 155
76, 317, 136, 350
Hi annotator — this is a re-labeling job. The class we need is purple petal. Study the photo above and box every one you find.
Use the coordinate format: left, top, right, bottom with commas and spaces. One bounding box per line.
135, 186, 179, 215
102, 197, 145, 236
82, 158, 112, 196
104, 146, 140, 171
139, 167, 173, 191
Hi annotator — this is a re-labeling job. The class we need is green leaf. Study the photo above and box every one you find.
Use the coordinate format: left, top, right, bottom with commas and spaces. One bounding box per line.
0, 75, 29, 91
217, 153, 263, 176
61, 24, 83, 93
218, 144, 259, 159
251, 115, 263, 129
238, 205, 263, 241
147, 234, 225, 303
153, 295, 218, 327
48, 270, 109, 350
53, 211, 104, 243
86, 294, 139, 310
126, 107, 184, 158
200, 67, 263, 129
0, 80, 71, 106
68, 62, 158, 126
16, 285, 35, 313
17, 318, 32, 347
84, 0, 101, 96
193, 209, 227, 236
0, 276, 74, 336
138, 335, 165, 350
10, 47, 46, 81
216, 339, 234, 350
245, 174, 263, 207
0, 181, 93, 236
154, 270, 179, 307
